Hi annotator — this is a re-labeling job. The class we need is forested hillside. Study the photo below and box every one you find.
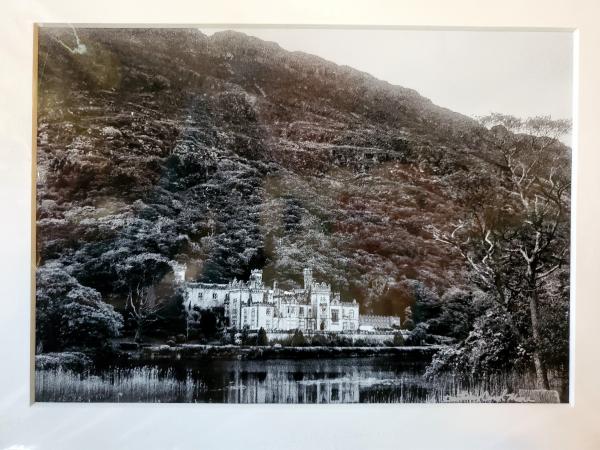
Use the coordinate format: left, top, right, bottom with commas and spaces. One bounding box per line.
36, 28, 492, 310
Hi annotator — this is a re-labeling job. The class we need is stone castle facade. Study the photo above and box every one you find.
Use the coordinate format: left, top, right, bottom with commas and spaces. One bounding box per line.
183, 268, 360, 332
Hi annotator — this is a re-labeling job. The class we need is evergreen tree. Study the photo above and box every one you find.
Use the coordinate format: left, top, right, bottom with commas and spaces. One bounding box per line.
290, 329, 306, 347
403, 306, 415, 330
257, 327, 269, 346
36, 265, 123, 352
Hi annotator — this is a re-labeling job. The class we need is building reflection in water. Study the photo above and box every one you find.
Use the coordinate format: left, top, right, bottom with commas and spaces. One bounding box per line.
220, 360, 383, 403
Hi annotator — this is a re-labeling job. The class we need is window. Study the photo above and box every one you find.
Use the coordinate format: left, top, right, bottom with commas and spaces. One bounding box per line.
299, 307, 304, 316
332, 309, 339, 323
266, 308, 271, 316
198, 292, 203, 299
331, 385, 339, 401
349, 310, 354, 319
212, 292, 217, 299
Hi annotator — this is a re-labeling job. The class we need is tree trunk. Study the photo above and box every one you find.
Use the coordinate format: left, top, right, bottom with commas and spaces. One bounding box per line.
134, 325, 143, 344
528, 278, 550, 390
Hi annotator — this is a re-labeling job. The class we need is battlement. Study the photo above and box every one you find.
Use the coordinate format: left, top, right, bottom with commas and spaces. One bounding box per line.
310, 281, 331, 292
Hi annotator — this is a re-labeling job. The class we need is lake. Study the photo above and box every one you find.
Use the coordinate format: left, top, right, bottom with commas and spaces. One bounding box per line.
157, 357, 431, 403
35, 355, 542, 403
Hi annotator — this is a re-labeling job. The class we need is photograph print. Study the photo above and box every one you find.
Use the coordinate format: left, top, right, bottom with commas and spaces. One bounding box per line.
34, 26, 573, 403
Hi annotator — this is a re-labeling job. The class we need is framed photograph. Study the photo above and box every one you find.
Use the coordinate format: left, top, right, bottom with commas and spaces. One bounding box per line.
1, 0, 600, 449
33, 25, 573, 405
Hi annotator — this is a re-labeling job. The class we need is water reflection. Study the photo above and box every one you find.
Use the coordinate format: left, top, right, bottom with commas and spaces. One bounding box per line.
37, 356, 544, 403
167, 357, 427, 403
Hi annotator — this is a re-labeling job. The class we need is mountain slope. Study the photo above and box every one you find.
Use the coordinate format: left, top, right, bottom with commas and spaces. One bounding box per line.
36, 27, 500, 314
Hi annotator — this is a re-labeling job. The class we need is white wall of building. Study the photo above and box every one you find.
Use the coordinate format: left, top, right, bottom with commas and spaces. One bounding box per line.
186, 284, 228, 310
184, 269, 362, 333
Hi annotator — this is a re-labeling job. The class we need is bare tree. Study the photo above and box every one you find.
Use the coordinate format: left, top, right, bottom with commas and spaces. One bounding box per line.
126, 283, 166, 343
431, 114, 571, 389
117, 253, 173, 343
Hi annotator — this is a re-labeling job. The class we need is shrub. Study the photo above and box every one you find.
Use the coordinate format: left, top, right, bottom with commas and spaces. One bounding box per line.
257, 327, 269, 346
35, 352, 92, 372
403, 318, 415, 331
405, 323, 428, 346
393, 332, 405, 346
290, 329, 306, 346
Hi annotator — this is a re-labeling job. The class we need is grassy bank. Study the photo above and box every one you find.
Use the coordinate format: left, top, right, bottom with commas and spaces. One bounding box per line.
36, 367, 200, 402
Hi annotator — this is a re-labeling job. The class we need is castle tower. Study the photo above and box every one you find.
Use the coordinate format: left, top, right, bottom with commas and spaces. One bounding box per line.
303, 268, 313, 290
171, 262, 186, 283
250, 269, 263, 288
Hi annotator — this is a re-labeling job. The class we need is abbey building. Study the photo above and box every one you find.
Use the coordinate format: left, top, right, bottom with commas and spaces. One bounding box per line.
183, 268, 360, 332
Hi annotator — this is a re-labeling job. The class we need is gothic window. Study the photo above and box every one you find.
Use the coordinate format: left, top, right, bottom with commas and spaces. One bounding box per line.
299, 307, 304, 316
332, 309, 339, 323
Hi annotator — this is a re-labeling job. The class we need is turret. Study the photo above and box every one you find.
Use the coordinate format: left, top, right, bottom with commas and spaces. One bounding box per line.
171, 262, 186, 283
250, 269, 263, 288
303, 268, 313, 290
